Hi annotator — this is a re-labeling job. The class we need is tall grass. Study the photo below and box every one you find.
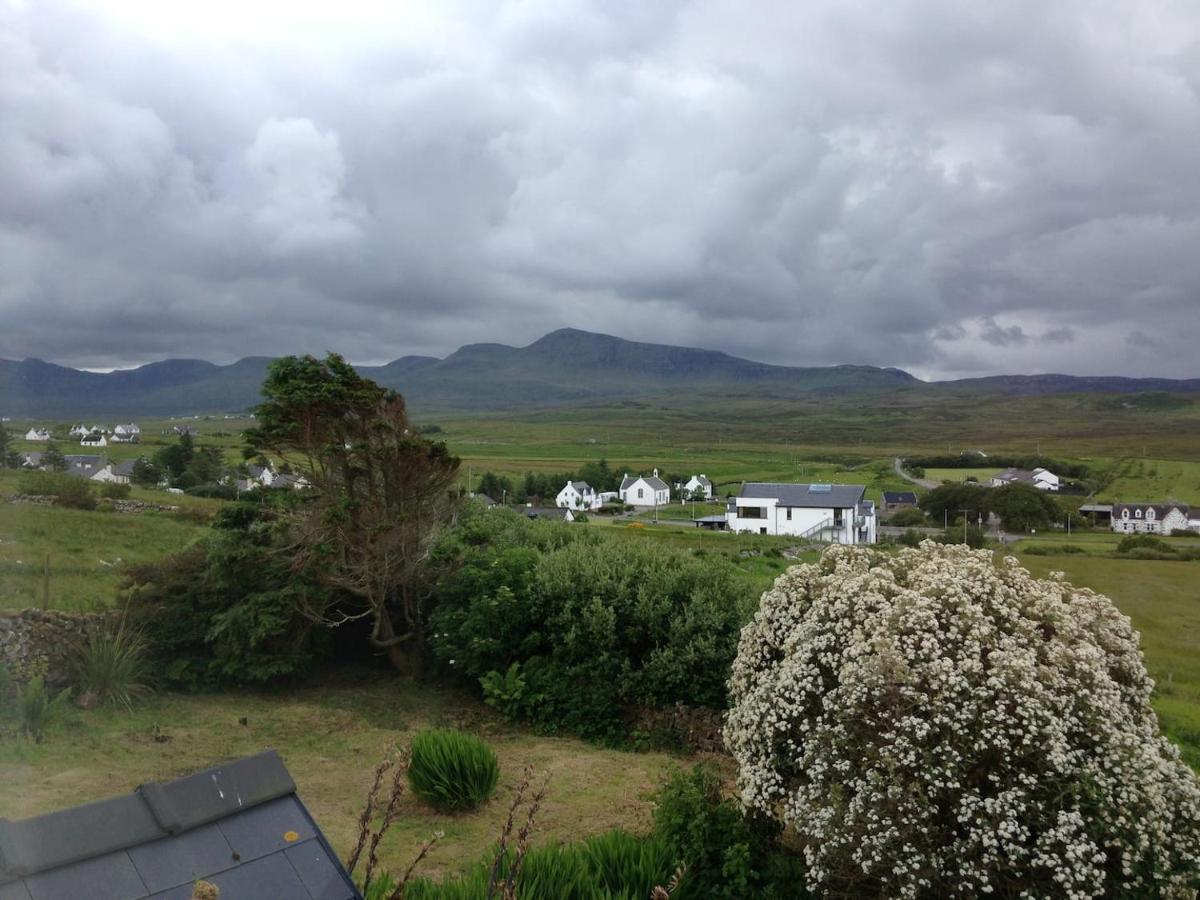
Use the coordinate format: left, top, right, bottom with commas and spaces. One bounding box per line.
72, 620, 152, 710
18, 676, 71, 743
408, 729, 500, 812
401, 831, 679, 899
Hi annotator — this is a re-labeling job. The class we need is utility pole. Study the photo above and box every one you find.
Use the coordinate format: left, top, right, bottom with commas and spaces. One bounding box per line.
960, 509, 971, 544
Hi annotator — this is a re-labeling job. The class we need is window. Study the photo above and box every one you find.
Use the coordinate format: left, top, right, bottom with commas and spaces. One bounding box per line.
1147, 508, 1156, 520
786, 508, 792, 521
1135, 509, 1142, 518
738, 506, 766, 519
1122, 508, 1129, 519
637, 488, 644, 499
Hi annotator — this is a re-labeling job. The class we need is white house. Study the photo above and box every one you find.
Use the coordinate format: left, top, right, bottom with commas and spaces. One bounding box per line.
556, 480, 601, 510
111, 424, 141, 443
246, 464, 275, 487
989, 467, 1059, 491
619, 470, 670, 507
1112, 502, 1191, 535
727, 482, 877, 544
80, 430, 107, 447
25, 428, 51, 441
680, 474, 714, 501
68, 425, 89, 437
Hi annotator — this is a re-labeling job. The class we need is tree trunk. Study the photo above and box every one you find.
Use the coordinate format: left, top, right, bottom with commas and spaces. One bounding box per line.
374, 605, 424, 675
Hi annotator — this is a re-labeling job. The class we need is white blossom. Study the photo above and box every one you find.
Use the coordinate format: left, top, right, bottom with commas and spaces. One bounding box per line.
724, 542, 1200, 898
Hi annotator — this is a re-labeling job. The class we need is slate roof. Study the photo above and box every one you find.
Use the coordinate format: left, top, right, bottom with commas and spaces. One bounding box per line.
0, 750, 359, 900
1113, 501, 1190, 517
569, 481, 592, 493
882, 491, 918, 504
737, 482, 866, 509
114, 460, 138, 477
621, 474, 669, 492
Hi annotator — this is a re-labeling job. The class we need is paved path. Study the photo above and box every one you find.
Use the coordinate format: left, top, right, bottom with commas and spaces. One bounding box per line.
893, 457, 940, 490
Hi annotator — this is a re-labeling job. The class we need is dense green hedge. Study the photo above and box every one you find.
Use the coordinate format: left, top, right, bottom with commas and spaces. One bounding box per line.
430, 506, 753, 742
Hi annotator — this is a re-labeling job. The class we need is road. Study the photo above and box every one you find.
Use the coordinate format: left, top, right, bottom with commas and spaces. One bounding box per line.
893, 457, 940, 490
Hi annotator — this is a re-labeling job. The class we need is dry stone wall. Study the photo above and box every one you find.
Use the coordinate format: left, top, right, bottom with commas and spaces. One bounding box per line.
0, 609, 117, 689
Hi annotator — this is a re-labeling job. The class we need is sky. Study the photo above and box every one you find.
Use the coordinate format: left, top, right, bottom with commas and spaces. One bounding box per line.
2, 0, 1199, 379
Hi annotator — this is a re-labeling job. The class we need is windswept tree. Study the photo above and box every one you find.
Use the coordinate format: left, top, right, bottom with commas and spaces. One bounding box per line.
245, 354, 460, 671
41, 443, 68, 472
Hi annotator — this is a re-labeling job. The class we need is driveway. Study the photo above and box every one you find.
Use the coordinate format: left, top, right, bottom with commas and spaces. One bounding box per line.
893, 457, 940, 490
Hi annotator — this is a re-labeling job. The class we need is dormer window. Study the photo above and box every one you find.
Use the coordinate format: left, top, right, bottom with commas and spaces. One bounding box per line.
1147, 509, 1155, 520
1122, 509, 1129, 519
1135, 509, 1142, 518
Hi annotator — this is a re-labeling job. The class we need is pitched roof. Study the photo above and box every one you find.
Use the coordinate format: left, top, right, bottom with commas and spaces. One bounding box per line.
1113, 501, 1190, 517
737, 482, 866, 508
0, 751, 359, 900
621, 474, 668, 492
522, 506, 572, 520
114, 460, 138, 477
569, 481, 592, 493
882, 491, 918, 503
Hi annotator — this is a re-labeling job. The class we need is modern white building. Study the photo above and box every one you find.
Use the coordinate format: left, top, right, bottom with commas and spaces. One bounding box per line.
990, 467, 1059, 491
80, 431, 107, 447
726, 482, 877, 544
555, 480, 600, 510
619, 470, 670, 507
1112, 502, 1192, 535
680, 474, 714, 500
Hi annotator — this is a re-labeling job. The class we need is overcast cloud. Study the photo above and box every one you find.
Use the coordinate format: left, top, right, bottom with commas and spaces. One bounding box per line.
2, 0, 1199, 378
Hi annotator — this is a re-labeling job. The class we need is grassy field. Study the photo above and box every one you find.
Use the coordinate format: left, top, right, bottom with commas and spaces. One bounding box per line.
0, 673, 695, 881
1097, 457, 1200, 505
0, 470, 215, 612
923, 467, 1001, 483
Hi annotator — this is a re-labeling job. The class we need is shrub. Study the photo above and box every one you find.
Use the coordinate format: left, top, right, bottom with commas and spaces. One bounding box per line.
18, 471, 96, 509
408, 729, 499, 812
100, 482, 132, 500
1117, 533, 1173, 554
72, 620, 152, 710
431, 512, 750, 742
1021, 543, 1087, 556
18, 676, 71, 743
725, 543, 1200, 898
887, 508, 927, 527
651, 765, 761, 899
122, 502, 329, 689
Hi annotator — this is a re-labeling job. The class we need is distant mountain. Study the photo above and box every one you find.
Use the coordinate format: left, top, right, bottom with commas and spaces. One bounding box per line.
939, 373, 1200, 395
1, 328, 1196, 419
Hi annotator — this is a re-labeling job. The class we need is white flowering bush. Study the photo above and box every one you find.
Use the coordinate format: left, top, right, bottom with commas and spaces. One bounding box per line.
724, 542, 1200, 898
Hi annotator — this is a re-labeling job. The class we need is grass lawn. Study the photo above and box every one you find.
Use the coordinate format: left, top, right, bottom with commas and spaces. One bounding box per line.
0, 672, 693, 882
1015, 553, 1200, 768
923, 467, 1000, 483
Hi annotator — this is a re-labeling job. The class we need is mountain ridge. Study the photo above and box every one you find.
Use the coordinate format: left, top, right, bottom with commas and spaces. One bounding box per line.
3, 328, 1198, 419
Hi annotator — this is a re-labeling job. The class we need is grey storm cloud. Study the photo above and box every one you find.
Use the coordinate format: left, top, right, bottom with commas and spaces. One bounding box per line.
1, 0, 1199, 377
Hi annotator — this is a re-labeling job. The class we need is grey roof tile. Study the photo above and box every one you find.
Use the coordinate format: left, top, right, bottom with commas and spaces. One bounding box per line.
0, 753, 359, 900
217, 797, 316, 863
127, 825, 233, 893
22, 852, 147, 900
737, 482, 866, 508
285, 842, 358, 900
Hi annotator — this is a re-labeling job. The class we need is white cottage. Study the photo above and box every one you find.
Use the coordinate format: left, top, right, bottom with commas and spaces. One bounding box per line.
80, 431, 107, 447
24, 428, 52, 441
680, 474, 714, 501
990, 467, 1059, 491
727, 482, 877, 544
555, 480, 600, 510
1111, 502, 1191, 535
619, 470, 670, 508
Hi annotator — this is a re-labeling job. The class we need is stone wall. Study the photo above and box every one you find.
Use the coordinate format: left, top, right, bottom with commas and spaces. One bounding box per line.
0, 609, 117, 689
